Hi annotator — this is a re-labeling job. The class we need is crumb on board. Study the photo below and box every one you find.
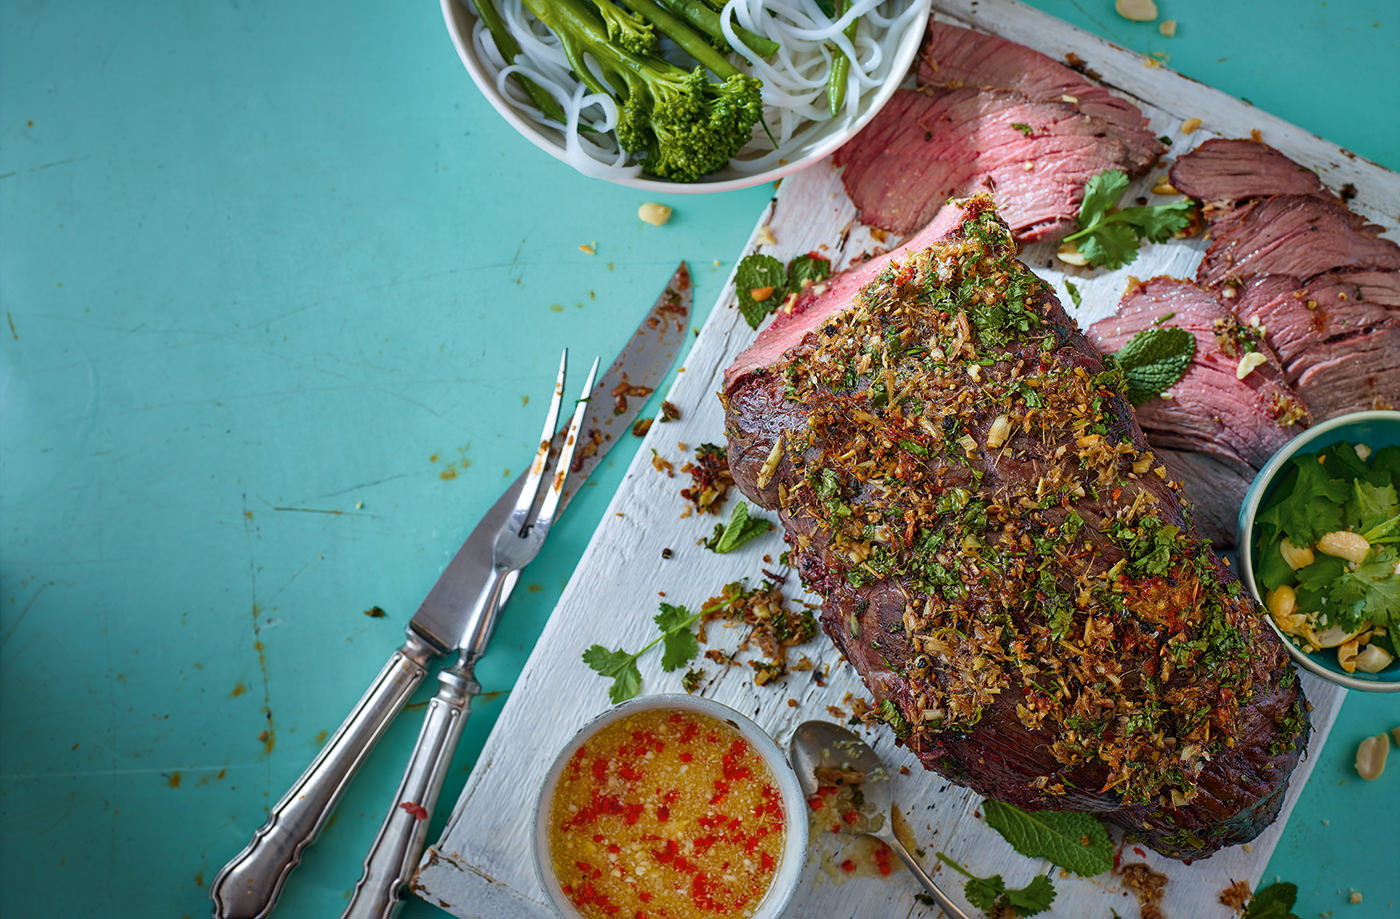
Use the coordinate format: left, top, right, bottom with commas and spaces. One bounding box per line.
1218, 879, 1251, 913
1120, 862, 1168, 919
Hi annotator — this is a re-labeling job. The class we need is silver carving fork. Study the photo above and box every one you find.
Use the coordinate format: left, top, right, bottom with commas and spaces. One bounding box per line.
342, 349, 599, 919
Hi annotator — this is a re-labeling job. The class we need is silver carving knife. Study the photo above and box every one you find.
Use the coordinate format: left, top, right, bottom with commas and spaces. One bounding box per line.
209, 263, 692, 919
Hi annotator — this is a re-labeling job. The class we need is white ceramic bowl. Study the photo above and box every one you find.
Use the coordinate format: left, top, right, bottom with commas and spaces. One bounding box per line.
441, 0, 933, 192
533, 694, 809, 918
1237, 410, 1400, 692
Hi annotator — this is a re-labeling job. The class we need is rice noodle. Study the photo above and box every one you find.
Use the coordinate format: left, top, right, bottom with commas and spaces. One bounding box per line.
464, 0, 924, 181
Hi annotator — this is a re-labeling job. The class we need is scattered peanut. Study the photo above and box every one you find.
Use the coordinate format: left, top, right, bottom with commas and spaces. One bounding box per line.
1279, 538, 1316, 570
1151, 175, 1178, 195
1115, 0, 1159, 22
578, 242, 597, 255
1349, 891, 1364, 905
1317, 530, 1371, 565
1236, 351, 1268, 380
1182, 117, 1203, 134
756, 224, 778, 246
1355, 734, 1388, 780
1354, 443, 1373, 461
1158, 19, 1177, 37
1057, 240, 1089, 266
1338, 638, 1362, 673
637, 202, 673, 226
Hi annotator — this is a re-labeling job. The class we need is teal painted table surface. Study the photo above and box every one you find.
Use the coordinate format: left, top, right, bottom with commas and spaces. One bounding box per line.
2, 2, 1396, 917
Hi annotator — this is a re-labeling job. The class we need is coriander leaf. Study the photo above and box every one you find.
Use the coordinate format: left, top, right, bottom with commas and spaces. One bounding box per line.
1255, 537, 1297, 592
1114, 200, 1196, 242
1369, 445, 1400, 485
1352, 480, 1399, 534
1076, 219, 1142, 270
786, 253, 831, 290
1078, 169, 1131, 227
981, 799, 1113, 877
654, 601, 702, 672
734, 254, 787, 329
703, 501, 774, 554
582, 645, 642, 703
1243, 881, 1301, 919
1004, 874, 1057, 917
1064, 279, 1083, 309
964, 874, 1007, 912
1256, 456, 1351, 546
1111, 326, 1195, 406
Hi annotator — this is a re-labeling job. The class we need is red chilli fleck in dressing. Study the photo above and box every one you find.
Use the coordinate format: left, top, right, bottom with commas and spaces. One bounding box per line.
549, 709, 786, 919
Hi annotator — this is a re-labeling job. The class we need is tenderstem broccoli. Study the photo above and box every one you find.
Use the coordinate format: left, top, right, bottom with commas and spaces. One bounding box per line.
518, 0, 765, 182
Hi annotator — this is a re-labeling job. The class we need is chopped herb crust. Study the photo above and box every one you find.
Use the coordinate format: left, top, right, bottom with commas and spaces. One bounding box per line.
765, 199, 1304, 814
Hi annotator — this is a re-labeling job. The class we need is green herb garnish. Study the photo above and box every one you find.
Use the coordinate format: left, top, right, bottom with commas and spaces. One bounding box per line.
1011, 122, 1034, 136
935, 853, 1056, 917
1063, 279, 1082, 309
1064, 169, 1195, 269
582, 601, 702, 702
703, 500, 774, 553
1109, 326, 1195, 406
1243, 881, 1301, 919
980, 799, 1114, 877
734, 251, 832, 328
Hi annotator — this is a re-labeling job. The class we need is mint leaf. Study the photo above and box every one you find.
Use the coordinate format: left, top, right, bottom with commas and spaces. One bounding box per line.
1064, 279, 1083, 309
981, 799, 1113, 877
655, 602, 700, 672
703, 501, 774, 554
582, 645, 643, 703
1244, 882, 1300, 919
735, 254, 787, 328
1112, 326, 1195, 406
786, 253, 831, 290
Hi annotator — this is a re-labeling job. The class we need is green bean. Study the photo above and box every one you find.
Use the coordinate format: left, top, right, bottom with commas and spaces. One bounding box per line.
473, 0, 568, 124
654, 0, 780, 58
826, 0, 859, 117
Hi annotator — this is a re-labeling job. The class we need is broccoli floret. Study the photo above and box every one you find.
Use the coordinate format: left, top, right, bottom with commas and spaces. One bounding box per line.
585, 0, 656, 56
521, 0, 764, 182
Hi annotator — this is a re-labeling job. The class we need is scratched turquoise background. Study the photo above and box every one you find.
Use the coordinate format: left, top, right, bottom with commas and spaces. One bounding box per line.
1, 1, 1396, 917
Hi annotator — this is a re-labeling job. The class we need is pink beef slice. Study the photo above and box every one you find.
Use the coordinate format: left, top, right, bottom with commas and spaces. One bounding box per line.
919, 21, 1164, 170
1233, 270, 1400, 417
833, 87, 1136, 240
1169, 139, 1332, 209
723, 200, 971, 392
1196, 194, 1400, 287
1087, 277, 1310, 469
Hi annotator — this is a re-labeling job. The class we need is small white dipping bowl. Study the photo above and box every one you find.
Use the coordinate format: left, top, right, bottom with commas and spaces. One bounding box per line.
441, 0, 933, 192
1237, 410, 1400, 692
533, 694, 808, 918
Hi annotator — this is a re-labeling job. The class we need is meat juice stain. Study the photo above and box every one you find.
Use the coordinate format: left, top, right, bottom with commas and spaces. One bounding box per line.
167, 771, 182, 788
249, 605, 276, 758
230, 682, 247, 698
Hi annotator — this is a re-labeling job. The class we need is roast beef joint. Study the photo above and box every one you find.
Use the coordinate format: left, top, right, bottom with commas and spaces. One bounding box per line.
723, 198, 1310, 860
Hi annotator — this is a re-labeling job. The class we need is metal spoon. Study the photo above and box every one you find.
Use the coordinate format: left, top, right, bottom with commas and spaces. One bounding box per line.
789, 720, 972, 919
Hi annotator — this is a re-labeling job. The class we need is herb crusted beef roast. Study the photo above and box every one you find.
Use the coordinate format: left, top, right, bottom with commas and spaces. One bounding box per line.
722, 198, 1309, 859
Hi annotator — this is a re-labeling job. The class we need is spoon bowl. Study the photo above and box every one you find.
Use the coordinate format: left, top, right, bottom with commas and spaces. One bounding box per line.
789, 721, 971, 919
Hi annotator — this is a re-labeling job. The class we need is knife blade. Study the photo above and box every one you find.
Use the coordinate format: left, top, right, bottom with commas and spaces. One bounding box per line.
209, 263, 692, 919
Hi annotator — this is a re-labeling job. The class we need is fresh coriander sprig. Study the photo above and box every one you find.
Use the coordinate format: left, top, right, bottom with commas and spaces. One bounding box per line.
934, 852, 1056, 917
582, 601, 702, 703
1063, 169, 1195, 269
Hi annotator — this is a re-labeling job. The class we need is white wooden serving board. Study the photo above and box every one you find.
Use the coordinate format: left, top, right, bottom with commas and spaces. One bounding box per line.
415, 0, 1400, 915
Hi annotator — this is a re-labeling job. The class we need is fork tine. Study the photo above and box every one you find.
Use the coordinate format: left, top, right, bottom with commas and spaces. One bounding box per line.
533, 355, 601, 533
511, 349, 569, 530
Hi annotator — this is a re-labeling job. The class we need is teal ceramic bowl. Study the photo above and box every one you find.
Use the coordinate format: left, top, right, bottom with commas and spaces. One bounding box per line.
1237, 410, 1400, 692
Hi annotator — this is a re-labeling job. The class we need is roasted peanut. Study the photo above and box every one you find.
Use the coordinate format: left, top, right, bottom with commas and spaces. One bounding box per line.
1266, 584, 1297, 619
1354, 644, 1395, 674
1355, 734, 1389, 781
1317, 530, 1371, 565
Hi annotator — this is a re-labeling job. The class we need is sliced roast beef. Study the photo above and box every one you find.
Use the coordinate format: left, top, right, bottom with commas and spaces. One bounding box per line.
1231, 270, 1400, 415
1087, 277, 1310, 468
723, 197, 1308, 859
1196, 194, 1400, 287
834, 87, 1136, 240
1168, 138, 1331, 208
919, 22, 1164, 170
